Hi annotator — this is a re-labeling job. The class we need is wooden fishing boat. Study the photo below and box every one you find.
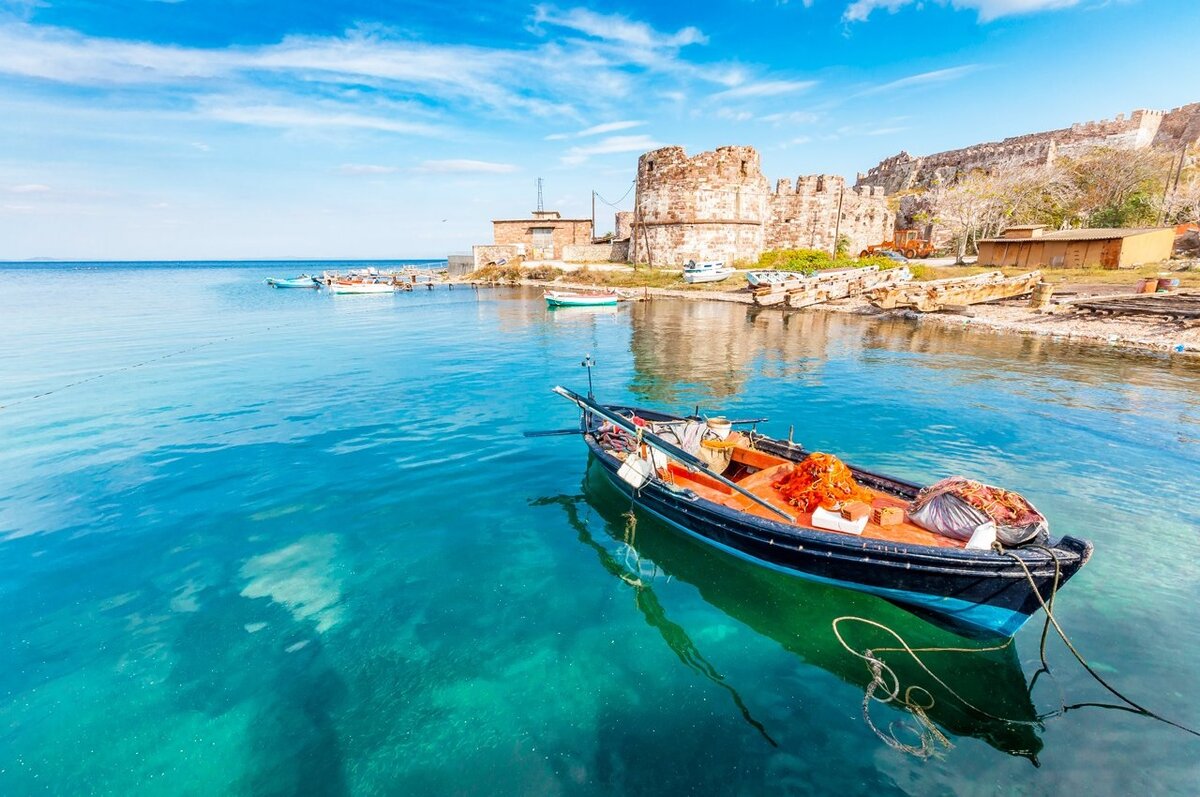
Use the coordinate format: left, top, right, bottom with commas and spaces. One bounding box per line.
552, 386, 1092, 637
868, 270, 1041, 312
682, 260, 736, 284
326, 279, 396, 294
265, 275, 319, 288
545, 289, 619, 307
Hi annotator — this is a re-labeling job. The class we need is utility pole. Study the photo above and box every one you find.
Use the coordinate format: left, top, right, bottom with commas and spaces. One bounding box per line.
591, 190, 596, 240
832, 183, 845, 256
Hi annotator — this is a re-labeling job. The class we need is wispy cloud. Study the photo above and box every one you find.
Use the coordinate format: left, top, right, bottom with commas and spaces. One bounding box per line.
759, 110, 821, 126
415, 159, 519, 174
201, 101, 443, 136
561, 134, 662, 166
712, 79, 817, 100
853, 65, 981, 97
8, 183, 51, 193
843, 0, 1082, 24
545, 120, 644, 141
337, 164, 398, 175
531, 5, 707, 48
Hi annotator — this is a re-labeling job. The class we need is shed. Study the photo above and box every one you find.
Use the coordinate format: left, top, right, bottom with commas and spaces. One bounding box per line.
976, 227, 1176, 269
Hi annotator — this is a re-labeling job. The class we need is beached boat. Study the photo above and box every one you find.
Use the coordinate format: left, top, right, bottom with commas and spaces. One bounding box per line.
265, 275, 319, 288
551, 386, 1092, 637
326, 280, 395, 294
868, 270, 1042, 312
682, 260, 736, 284
545, 289, 619, 308
745, 270, 802, 288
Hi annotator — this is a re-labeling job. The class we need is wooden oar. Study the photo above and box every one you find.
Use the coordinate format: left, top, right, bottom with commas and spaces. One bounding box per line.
552, 386, 794, 523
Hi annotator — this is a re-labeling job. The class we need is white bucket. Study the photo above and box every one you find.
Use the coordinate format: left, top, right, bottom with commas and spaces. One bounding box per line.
706, 417, 732, 440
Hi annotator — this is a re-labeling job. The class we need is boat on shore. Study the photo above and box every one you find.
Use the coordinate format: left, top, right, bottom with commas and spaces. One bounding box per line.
550, 386, 1092, 637
265, 275, 319, 288
682, 260, 736, 284
545, 289, 619, 308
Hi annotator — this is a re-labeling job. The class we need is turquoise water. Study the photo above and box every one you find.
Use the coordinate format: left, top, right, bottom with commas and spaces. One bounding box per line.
1, 264, 1198, 795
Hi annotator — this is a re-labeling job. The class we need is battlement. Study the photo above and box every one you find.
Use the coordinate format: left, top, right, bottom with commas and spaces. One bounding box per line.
858, 102, 1200, 194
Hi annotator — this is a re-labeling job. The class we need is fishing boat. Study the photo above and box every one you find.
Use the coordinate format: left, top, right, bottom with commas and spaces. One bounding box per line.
326, 279, 395, 294
745, 270, 802, 288
557, 466, 1045, 758
545, 289, 619, 308
682, 260, 736, 284
265, 275, 319, 288
550, 386, 1092, 637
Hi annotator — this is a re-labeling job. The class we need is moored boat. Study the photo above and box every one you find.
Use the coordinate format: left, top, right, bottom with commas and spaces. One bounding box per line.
682, 260, 736, 284
326, 279, 396, 294
265, 275, 319, 288
550, 385, 1092, 637
545, 289, 619, 307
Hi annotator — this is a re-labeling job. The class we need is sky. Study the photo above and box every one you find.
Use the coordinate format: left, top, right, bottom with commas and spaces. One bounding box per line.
0, 0, 1196, 260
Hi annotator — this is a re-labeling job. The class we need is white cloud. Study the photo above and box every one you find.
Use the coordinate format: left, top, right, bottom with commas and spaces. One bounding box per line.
532, 5, 707, 48
759, 110, 820, 125
415, 159, 519, 174
8, 183, 50, 193
713, 79, 817, 99
190, 141, 211, 152
545, 119, 645, 140
561, 134, 662, 165
202, 101, 442, 136
843, 0, 1082, 24
853, 65, 980, 96
337, 163, 398, 175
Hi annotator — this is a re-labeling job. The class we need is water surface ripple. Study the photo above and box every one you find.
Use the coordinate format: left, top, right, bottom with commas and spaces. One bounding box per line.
1, 264, 1198, 795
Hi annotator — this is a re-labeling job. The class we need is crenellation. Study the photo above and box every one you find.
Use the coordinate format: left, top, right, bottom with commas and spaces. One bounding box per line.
861, 102, 1200, 194
631, 145, 893, 265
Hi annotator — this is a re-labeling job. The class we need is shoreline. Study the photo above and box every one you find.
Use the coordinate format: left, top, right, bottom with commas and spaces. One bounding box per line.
481, 277, 1200, 358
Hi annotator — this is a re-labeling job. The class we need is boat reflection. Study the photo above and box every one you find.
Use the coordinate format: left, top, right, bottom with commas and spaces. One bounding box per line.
558, 457, 1046, 761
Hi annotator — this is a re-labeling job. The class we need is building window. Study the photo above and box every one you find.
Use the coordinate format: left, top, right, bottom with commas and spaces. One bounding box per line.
647, 161, 654, 172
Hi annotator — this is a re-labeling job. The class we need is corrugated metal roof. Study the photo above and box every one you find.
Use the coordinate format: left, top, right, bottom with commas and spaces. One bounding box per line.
980, 227, 1172, 244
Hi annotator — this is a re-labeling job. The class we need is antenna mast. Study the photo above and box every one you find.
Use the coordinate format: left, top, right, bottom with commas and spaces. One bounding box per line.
536, 177, 544, 213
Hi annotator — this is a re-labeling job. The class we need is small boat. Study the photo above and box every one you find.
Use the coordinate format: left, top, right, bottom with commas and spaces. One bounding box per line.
265, 275, 319, 288
745, 270, 802, 288
682, 260, 736, 284
550, 386, 1092, 637
326, 279, 396, 294
545, 289, 619, 308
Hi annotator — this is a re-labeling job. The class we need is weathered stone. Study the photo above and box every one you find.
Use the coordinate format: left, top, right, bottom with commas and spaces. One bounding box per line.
629, 145, 893, 266
858, 103, 1200, 194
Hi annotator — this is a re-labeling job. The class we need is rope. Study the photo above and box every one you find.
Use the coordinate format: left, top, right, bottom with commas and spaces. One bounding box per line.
832, 615, 1037, 759
998, 545, 1200, 739
0, 317, 308, 412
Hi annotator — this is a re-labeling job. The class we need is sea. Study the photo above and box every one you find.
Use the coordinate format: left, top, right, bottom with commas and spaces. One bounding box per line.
1, 261, 1197, 795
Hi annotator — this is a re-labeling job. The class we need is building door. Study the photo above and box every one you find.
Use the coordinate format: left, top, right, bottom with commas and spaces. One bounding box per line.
1099, 240, 1120, 270
532, 227, 554, 259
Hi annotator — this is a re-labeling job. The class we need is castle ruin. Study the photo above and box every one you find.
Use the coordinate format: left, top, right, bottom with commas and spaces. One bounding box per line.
857, 103, 1200, 194
630, 145, 893, 266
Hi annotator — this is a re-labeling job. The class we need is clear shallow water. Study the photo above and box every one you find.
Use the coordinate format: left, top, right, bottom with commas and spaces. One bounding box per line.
1, 264, 1198, 795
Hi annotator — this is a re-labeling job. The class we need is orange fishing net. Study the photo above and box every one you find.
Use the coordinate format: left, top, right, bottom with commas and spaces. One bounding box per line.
772, 452, 873, 512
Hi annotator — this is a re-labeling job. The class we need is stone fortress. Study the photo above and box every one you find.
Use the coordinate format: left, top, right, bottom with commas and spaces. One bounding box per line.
856, 103, 1200, 194
628, 145, 893, 266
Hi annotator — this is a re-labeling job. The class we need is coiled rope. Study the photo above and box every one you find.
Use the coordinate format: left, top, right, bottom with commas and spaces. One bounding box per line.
834, 544, 1200, 759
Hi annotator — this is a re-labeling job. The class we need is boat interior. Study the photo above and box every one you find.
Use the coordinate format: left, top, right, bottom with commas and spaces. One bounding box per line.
611, 429, 967, 550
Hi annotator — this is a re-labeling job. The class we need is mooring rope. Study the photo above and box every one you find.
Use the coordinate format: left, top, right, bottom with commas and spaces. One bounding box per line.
999, 544, 1200, 739
0, 317, 309, 412
835, 543, 1200, 760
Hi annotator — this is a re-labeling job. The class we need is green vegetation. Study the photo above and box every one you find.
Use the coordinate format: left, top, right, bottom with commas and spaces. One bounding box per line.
468, 263, 564, 282
750, 248, 899, 275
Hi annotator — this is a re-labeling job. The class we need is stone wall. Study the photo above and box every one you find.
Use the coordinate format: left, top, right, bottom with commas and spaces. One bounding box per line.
630, 145, 892, 266
562, 243, 616, 263
766, 175, 892, 258
471, 244, 525, 270
858, 103, 1200, 194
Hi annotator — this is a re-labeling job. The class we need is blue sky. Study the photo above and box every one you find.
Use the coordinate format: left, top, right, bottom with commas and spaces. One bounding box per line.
0, 0, 1196, 259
